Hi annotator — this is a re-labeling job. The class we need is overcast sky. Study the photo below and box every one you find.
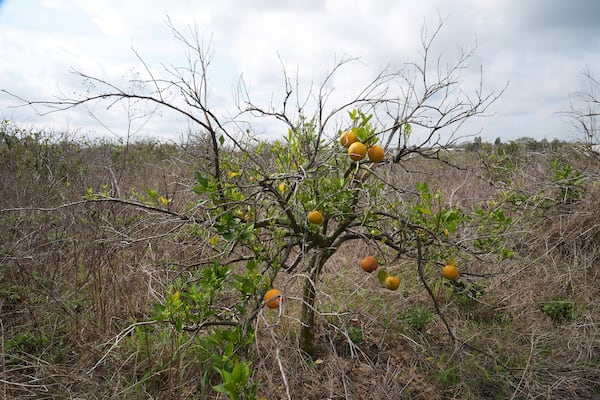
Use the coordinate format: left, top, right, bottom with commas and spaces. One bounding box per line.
1, 0, 599, 143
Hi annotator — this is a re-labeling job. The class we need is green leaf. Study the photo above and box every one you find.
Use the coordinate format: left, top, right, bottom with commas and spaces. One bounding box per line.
219, 134, 225, 146
417, 205, 432, 216
231, 362, 244, 382
501, 248, 515, 259
146, 188, 158, 199
152, 303, 165, 316
223, 342, 234, 358
415, 181, 429, 194
212, 383, 232, 398
377, 268, 389, 284
194, 172, 211, 194
175, 318, 183, 333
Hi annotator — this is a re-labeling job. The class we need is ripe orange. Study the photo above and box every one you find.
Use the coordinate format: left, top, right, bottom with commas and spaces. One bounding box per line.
348, 142, 367, 161
442, 263, 459, 281
263, 288, 283, 309
307, 210, 325, 225
361, 256, 378, 273
385, 275, 401, 290
367, 145, 385, 163
340, 130, 357, 147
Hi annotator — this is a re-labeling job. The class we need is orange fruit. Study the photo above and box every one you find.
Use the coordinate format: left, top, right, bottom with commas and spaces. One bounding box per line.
348, 142, 367, 161
263, 288, 283, 309
367, 145, 385, 162
442, 263, 459, 281
361, 256, 378, 273
385, 275, 401, 290
340, 130, 357, 147
307, 210, 325, 225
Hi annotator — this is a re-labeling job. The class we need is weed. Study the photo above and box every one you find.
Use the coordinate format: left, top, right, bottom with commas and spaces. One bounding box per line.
550, 159, 586, 203
538, 299, 578, 322
4, 332, 49, 364
400, 307, 436, 333
454, 281, 488, 308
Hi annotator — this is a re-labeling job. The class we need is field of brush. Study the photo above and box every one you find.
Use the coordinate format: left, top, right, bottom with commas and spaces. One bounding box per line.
1, 125, 599, 399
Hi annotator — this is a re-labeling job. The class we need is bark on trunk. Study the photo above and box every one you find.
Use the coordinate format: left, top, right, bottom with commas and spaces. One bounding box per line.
298, 250, 332, 357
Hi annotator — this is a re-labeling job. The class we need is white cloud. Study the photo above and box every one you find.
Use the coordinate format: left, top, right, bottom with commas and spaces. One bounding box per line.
1, 0, 600, 142
73, 0, 161, 38
40, 0, 66, 10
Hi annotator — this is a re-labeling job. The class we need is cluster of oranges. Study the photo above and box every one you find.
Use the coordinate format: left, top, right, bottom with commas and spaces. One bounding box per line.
304, 129, 385, 228
261, 262, 460, 311
263, 258, 461, 309
360, 255, 400, 290
259, 129, 381, 233
263, 128, 460, 309
339, 129, 385, 163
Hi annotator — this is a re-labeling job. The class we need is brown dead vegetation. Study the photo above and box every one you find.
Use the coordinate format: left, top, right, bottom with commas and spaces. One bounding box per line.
1, 127, 599, 399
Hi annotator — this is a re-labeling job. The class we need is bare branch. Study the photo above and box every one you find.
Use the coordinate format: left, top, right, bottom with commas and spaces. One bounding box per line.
1, 197, 199, 224
566, 69, 600, 144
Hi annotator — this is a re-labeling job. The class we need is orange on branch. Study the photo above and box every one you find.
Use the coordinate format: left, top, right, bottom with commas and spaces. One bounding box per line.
340, 130, 357, 147
367, 145, 385, 163
263, 289, 283, 309
348, 141, 367, 161
442, 263, 459, 281
307, 210, 325, 225
385, 275, 401, 290
360, 256, 378, 273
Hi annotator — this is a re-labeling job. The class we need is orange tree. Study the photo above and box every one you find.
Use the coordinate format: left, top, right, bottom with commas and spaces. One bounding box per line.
5, 20, 510, 395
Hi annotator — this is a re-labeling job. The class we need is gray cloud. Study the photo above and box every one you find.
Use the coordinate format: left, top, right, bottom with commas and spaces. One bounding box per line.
0, 0, 599, 142
517, 0, 600, 33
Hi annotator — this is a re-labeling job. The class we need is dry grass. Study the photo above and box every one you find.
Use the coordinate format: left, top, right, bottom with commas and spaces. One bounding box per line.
1, 128, 599, 399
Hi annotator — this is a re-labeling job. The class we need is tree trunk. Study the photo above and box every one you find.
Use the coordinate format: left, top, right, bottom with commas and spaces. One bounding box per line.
299, 249, 332, 357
